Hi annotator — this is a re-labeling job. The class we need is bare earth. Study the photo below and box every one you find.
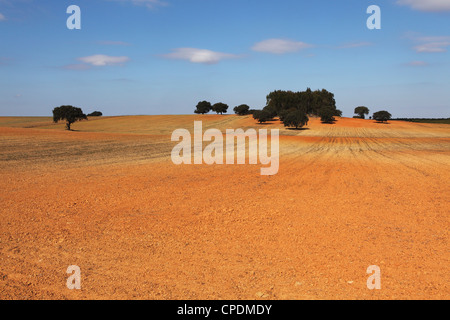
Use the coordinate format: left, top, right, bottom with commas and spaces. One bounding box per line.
0, 115, 449, 300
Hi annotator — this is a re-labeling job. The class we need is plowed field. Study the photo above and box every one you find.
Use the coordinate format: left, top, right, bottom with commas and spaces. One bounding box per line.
0, 115, 448, 299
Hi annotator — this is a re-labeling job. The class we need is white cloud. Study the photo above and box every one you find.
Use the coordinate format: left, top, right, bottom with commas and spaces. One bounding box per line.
413, 36, 450, 52
0, 13, 6, 21
108, 0, 168, 9
77, 54, 130, 66
162, 48, 240, 64
252, 39, 313, 54
397, 0, 450, 12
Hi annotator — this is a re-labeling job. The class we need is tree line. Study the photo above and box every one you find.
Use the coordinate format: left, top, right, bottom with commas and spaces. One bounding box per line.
51, 91, 394, 131
195, 89, 393, 129
194, 89, 342, 129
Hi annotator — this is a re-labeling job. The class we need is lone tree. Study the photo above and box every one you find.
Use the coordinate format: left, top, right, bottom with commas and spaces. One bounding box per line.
53, 105, 87, 130
282, 109, 309, 129
194, 101, 212, 114
373, 110, 392, 123
88, 111, 102, 117
354, 106, 370, 119
252, 110, 272, 124
212, 102, 229, 114
233, 104, 250, 115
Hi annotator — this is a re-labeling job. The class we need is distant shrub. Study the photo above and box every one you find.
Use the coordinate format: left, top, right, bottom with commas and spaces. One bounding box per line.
391, 118, 450, 124
88, 111, 103, 117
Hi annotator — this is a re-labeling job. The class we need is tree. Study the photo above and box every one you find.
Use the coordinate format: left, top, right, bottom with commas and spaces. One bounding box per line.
278, 108, 296, 122
318, 106, 336, 123
233, 104, 250, 115
373, 110, 392, 123
262, 105, 278, 119
313, 89, 337, 116
88, 111, 102, 117
252, 110, 272, 124
212, 102, 229, 114
354, 106, 370, 119
52, 105, 87, 130
194, 101, 212, 114
282, 109, 309, 129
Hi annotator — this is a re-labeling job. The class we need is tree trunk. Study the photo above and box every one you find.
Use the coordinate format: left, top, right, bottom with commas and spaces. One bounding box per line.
66, 121, 71, 130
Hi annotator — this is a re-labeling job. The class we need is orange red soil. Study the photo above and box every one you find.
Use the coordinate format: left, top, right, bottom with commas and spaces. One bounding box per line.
0, 115, 449, 299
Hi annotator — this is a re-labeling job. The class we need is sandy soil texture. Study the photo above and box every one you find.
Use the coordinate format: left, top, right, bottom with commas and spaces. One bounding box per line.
0, 115, 449, 299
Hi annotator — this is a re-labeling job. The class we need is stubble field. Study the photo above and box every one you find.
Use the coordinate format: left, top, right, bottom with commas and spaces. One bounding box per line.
0, 115, 449, 299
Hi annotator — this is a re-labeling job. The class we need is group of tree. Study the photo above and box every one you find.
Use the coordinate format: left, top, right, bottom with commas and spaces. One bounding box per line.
194, 101, 229, 114
252, 88, 342, 129
353, 106, 392, 123
195, 101, 260, 116
52, 105, 102, 130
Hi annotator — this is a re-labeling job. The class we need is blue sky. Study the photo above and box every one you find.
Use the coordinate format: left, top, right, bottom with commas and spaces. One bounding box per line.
0, 0, 449, 117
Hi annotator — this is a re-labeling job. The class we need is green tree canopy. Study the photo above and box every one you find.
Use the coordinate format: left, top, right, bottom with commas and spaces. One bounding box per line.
278, 108, 297, 122
318, 106, 336, 123
233, 104, 250, 115
262, 105, 278, 119
282, 109, 309, 129
194, 101, 212, 114
252, 110, 273, 124
212, 102, 229, 114
266, 88, 337, 117
52, 105, 87, 130
354, 106, 370, 119
373, 110, 392, 123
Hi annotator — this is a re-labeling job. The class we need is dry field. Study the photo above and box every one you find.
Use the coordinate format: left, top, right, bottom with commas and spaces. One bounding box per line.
0, 115, 449, 299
